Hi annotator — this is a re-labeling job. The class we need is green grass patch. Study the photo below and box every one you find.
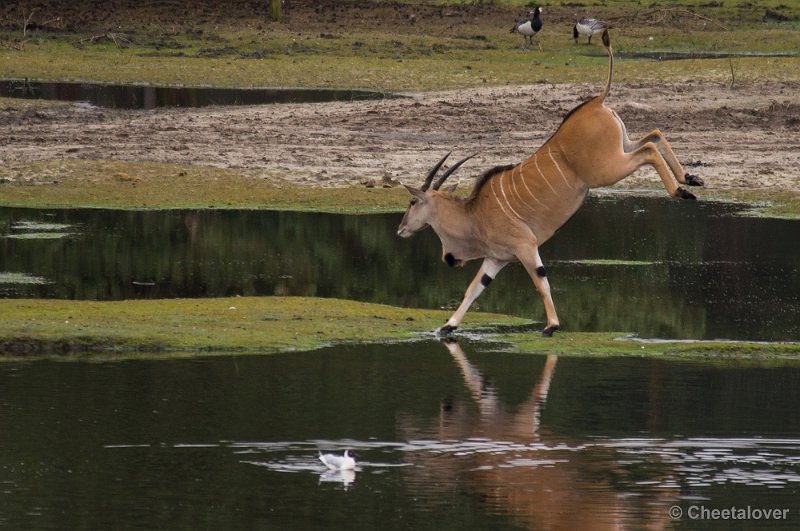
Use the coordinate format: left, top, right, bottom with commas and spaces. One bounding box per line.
2, 6, 799, 92
0, 296, 526, 357
0, 160, 408, 213
0, 41, 792, 90
709, 188, 800, 219
0, 96, 72, 110
493, 330, 800, 365
2, 297, 798, 362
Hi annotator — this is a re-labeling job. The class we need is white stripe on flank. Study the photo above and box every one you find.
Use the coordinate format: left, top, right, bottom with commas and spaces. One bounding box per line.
490, 178, 520, 223
508, 169, 534, 212
533, 154, 560, 197
515, 164, 548, 210
509, 167, 537, 213
498, 173, 525, 220
547, 146, 573, 189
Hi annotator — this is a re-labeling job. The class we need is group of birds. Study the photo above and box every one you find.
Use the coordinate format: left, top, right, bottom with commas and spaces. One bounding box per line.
511, 7, 609, 50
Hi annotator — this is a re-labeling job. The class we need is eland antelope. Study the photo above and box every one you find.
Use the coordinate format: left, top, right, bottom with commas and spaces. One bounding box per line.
397, 30, 703, 337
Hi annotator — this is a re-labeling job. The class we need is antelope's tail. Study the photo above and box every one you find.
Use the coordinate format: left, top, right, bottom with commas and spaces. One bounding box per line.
599, 29, 613, 103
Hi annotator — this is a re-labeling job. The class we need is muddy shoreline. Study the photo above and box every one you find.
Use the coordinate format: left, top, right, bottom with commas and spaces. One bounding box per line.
1, 79, 798, 198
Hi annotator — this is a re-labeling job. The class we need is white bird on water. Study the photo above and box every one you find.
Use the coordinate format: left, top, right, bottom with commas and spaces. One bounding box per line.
319, 450, 356, 471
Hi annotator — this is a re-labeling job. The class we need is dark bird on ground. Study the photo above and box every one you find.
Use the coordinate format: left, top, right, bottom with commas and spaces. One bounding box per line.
511, 7, 543, 50
573, 18, 609, 44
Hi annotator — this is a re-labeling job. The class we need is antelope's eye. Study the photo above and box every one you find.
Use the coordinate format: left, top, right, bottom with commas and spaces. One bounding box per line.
409, 199, 418, 206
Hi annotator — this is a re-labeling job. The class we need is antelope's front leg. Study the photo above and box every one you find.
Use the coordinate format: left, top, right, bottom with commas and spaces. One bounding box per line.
439, 258, 507, 335
518, 246, 560, 337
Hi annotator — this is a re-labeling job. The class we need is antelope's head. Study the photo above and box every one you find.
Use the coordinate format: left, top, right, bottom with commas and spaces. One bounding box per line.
397, 153, 474, 238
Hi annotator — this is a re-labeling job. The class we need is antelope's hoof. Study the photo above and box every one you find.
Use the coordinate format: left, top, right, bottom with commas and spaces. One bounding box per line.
685, 173, 704, 187
542, 325, 559, 337
675, 187, 696, 200
437, 324, 458, 336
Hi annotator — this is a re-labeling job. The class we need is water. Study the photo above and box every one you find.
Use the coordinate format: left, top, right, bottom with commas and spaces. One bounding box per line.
3, 195, 799, 528
2, 196, 799, 341
0, 79, 394, 109
1, 341, 799, 530
618, 51, 800, 61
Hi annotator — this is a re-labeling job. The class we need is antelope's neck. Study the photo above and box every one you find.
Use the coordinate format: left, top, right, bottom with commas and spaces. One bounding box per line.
429, 197, 487, 265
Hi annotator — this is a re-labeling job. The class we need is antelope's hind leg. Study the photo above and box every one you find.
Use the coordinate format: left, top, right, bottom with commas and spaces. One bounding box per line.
624, 142, 698, 199
613, 113, 703, 197
439, 258, 507, 336
626, 128, 704, 188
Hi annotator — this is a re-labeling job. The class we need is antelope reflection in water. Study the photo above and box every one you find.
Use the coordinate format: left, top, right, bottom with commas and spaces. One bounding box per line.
398, 340, 677, 530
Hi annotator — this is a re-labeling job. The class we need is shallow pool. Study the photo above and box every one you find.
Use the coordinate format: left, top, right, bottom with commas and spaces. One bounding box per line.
1, 340, 799, 529
2, 196, 799, 341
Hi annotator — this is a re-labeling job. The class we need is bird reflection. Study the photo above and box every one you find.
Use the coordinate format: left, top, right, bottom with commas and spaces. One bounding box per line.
319, 468, 356, 490
318, 450, 357, 489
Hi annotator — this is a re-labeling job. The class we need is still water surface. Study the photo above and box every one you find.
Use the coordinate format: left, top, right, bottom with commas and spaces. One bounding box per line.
2, 196, 799, 340
0, 79, 393, 109
1, 341, 799, 529
3, 195, 800, 529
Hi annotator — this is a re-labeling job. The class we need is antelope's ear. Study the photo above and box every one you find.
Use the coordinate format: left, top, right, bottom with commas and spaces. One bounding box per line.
442, 183, 458, 193
403, 185, 427, 201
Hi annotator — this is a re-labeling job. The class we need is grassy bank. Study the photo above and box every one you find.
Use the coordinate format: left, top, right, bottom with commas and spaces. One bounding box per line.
493, 330, 800, 365
0, 296, 525, 356
1, 2, 798, 91
0, 160, 408, 213
2, 297, 799, 361
2, 38, 799, 91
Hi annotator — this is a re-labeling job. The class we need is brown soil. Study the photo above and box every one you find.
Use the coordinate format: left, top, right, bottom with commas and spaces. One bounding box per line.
1, 1, 798, 197
3, 80, 798, 196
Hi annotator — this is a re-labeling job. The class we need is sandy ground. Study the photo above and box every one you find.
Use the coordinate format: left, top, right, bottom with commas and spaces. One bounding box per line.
1, 79, 799, 195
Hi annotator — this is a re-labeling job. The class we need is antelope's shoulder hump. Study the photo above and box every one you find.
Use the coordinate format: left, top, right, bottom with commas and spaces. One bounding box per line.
468, 164, 516, 201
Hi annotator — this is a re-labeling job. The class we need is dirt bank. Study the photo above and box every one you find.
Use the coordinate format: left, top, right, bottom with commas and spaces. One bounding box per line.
1, 79, 798, 197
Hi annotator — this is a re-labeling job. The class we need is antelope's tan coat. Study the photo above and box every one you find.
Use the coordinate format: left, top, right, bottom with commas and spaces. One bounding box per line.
398, 30, 702, 336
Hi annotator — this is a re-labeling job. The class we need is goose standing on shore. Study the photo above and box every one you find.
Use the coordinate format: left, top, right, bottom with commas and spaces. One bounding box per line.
511, 7, 543, 50
573, 18, 608, 44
